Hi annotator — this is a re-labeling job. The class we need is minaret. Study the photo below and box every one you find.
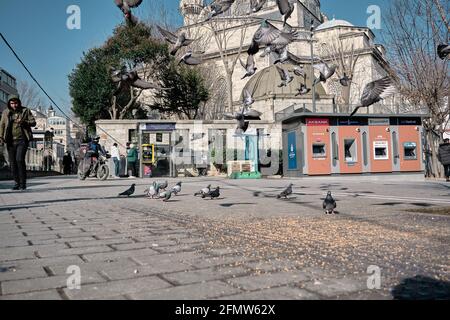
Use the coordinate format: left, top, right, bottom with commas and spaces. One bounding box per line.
180, 0, 204, 26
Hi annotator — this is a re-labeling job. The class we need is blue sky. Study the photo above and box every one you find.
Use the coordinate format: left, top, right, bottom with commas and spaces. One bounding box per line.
0, 0, 388, 115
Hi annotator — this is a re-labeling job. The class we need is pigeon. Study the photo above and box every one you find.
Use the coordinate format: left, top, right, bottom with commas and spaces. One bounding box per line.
194, 184, 211, 196
144, 181, 160, 198
242, 89, 255, 107
114, 0, 143, 23
205, 0, 235, 21
159, 190, 172, 202
295, 83, 311, 96
276, 65, 294, 87
277, 183, 293, 199
437, 44, 450, 60
224, 106, 250, 135
291, 65, 306, 78
251, 20, 299, 54
171, 182, 182, 195
313, 59, 337, 86
179, 50, 203, 66
323, 191, 337, 214
350, 77, 396, 117
243, 107, 262, 120
272, 46, 289, 64
155, 180, 168, 191
157, 25, 197, 56
203, 186, 220, 200
340, 73, 351, 86
276, 0, 295, 26
119, 184, 136, 197
250, 0, 267, 13
240, 54, 257, 80
111, 68, 170, 95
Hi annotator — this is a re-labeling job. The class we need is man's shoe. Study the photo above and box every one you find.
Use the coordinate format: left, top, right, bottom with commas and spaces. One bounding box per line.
19, 186, 27, 191
12, 185, 20, 191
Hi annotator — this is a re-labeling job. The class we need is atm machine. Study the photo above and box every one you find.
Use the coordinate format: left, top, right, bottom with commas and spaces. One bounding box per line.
141, 144, 155, 177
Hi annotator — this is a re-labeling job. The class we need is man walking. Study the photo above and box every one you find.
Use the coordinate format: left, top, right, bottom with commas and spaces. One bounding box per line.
0, 96, 36, 190
63, 151, 73, 175
438, 138, 450, 182
110, 143, 120, 177
127, 142, 138, 178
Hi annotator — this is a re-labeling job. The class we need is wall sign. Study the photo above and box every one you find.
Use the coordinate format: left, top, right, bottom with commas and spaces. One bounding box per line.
306, 118, 330, 126
141, 123, 176, 131
369, 118, 390, 126
288, 132, 298, 170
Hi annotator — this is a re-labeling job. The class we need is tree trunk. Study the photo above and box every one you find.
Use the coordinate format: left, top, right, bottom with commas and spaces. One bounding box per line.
341, 83, 351, 113
225, 73, 234, 114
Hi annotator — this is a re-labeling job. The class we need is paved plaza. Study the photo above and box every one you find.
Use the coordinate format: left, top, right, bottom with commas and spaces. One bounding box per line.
0, 174, 449, 300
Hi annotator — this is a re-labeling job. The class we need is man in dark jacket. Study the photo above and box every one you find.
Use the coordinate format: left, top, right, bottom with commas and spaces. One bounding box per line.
438, 138, 450, 182
0, 96, 36, 190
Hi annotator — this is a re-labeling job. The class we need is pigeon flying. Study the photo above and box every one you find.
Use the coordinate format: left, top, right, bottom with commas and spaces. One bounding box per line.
250, 0, 267, 13
114, 0, 143, 23
350, 77, 396, 117
295, 83, 311, 96
205, 0, 235, 21
240, 54, 257, 79
157, 25, 197, 56
119, 184, 136, 197
313, 59, 337, 86
323, 191, 337, 214
179, 51, 203, 66
111, 68, 170, 95
276, 65, 294, 87
276, 0, 295, 26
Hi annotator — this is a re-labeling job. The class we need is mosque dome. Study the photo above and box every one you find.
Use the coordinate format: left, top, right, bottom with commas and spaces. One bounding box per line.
315, 18, 354, 31
241, 63, 326, 100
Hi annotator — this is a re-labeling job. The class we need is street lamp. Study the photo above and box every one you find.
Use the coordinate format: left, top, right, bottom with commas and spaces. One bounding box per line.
310, 19, 316, 113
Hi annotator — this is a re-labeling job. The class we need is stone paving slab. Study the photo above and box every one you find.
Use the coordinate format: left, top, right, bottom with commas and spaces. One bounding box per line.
129, 281, 242, 300
0, 175, 449, 300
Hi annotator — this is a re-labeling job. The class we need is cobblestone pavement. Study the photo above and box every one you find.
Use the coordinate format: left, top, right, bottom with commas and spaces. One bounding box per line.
0, 174, 449, 300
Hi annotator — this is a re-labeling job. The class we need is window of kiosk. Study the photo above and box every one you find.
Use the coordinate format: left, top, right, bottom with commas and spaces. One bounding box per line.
374, 143, 389, 160
404, 143, 417, 160
312, 144, 326, 158
344, 139, 357, 163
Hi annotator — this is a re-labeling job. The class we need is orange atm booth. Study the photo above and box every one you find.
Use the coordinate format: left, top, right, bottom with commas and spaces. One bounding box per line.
306, 118, 331, 175
283, 114, 424, 177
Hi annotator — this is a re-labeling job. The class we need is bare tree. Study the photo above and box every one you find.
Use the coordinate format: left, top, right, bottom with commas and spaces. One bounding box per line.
321, 38, 360, 112
17, 80, 44, 109
384, 0, 449, 178
203, 0, 253, 113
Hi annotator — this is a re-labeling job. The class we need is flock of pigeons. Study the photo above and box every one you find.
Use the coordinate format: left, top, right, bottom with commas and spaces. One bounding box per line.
118, 181, 221, 201
119, 181, 336, 214
112, 0, 450, 132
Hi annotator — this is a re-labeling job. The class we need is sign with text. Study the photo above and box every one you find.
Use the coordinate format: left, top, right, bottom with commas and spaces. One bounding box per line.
306, 118, 330, 126
287, 132, 298, 170
141, 123, 176, 131
369, 118, 390, 126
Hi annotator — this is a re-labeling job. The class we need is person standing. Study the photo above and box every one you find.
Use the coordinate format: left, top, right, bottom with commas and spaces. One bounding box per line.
438, 138, 450, 182
110, 143, 120, 177
127, 143, 138, 178
0, 96, 36, 190
62, 151, 73, 175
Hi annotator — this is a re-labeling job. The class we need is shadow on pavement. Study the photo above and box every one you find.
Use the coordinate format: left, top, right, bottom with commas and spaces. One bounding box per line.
392, 275, 450, 300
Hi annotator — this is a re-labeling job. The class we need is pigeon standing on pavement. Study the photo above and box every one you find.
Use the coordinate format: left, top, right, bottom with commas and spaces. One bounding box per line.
171, 182, 182, 195
119, 184, 136, 197
277, 183, 293, 199
350, 77, 396, 117
323, 191, 337, 214
437, 44, 450, 60
195, 184, 211, 197
155, 180, 168, 191
144, 182, 159, 198
203, 186, 220, 200
159, 190, 172, 202
157, 25, 197, 56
